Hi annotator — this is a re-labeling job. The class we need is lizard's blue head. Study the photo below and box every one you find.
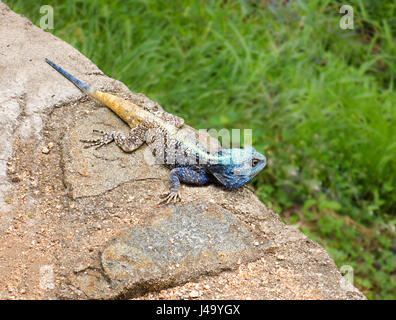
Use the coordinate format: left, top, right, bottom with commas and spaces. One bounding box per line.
209, 146, 267, 189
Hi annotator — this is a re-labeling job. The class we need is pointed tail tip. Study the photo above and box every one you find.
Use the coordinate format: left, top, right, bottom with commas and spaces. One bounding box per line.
45, 58, 54, 66
44, 58, 94, 95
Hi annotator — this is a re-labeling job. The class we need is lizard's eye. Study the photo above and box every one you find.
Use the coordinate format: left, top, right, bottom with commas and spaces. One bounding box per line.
252, 159, 259, 167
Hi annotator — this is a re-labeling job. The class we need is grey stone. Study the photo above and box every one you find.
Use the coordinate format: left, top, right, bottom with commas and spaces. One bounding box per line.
96, 203, 272, 298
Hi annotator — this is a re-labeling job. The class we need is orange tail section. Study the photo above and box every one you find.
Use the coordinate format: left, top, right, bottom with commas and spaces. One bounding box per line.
93, 91, 141, 127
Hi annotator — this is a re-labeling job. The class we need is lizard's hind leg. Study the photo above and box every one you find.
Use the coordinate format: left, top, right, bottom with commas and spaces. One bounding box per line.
81, 126, 146, 152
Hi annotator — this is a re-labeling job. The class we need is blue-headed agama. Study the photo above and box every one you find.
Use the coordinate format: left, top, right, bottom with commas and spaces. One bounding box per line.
45, 59, 267, 204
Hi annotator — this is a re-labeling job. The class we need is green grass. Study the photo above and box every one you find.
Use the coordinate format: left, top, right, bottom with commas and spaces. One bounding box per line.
6, 0, 396, 299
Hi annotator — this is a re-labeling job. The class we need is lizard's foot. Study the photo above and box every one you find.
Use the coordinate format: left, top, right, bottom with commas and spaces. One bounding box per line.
80, 130, 115, 150
159, 189, 181, 204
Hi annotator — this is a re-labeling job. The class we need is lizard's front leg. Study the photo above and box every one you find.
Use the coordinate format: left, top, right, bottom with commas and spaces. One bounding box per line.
81, 126, 146, 152
159, 167, 211, 204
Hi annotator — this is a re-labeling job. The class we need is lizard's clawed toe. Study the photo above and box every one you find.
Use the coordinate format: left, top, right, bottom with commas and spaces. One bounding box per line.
159, 190, 181, 204
80, 130, 115, 149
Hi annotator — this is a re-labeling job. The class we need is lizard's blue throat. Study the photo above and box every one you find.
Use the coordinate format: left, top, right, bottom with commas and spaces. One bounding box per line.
209, 147, 267, 188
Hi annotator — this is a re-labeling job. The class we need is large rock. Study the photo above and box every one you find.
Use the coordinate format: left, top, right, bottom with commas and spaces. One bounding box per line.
0, 3, 365, 300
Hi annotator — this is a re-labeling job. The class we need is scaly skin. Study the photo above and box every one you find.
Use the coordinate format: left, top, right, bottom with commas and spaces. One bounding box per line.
45, 58, 267, 203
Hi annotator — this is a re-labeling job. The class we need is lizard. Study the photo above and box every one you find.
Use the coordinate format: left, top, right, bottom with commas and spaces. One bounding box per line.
45, 58, 267, 203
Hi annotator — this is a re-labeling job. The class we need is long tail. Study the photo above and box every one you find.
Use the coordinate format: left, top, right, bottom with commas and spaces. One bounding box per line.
45, 58, 143, 126
45, 58, 95, 96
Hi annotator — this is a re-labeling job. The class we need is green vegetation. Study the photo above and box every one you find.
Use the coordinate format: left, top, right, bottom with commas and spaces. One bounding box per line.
6, 0, 396, 299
